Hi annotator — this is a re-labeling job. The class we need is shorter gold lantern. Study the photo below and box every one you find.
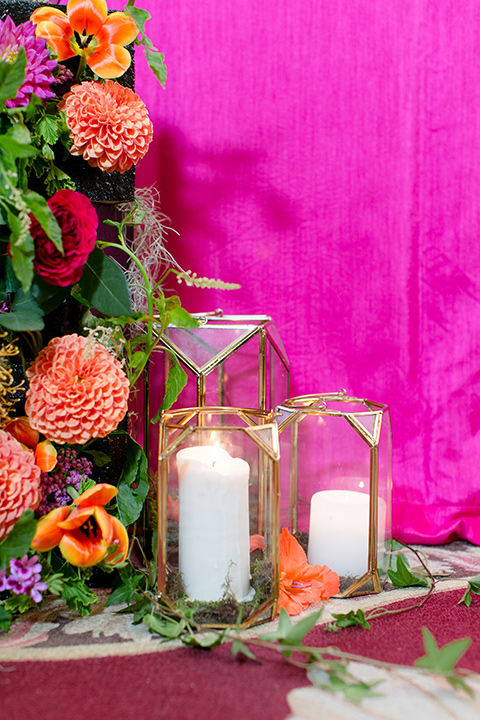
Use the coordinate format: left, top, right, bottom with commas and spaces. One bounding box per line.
277, 392, 392, 597
157, 407, 280, 628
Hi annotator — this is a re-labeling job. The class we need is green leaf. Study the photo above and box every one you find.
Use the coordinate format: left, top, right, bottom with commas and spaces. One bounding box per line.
143, 612, 186, 639
388, 553, 429, 588
7, 223, 35, 294
23, 191, 62, 253
124, 3, 151, 32
144, 49, 167, 86
263, 608, 322, 649
29, 276, 70, 315
181, 631, 225, 648
78, 247, 132, 317
0, 286, 45, 331
38, 114, 60, 145
83, 449, 111, 467
307, 665, 383, 704
61, 577, 98, 616
0, 605, 13, 632
0, 308, 44, 331
231, 639, 259, 661
458, 573, 480, 607
326, 609, 371, 632
0, 510, 37, 569
0, 50, 26, 107
5, 593, 33, 614
116, 433, 150, 526
151, 354, 188, 421
0, 134, 37, 159
105, 574, 142, 608
167, 305, 201, 329
415, 627, 471, 674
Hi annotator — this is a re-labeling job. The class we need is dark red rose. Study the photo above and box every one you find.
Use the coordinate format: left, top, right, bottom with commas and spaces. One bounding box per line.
31, 189, 97, 287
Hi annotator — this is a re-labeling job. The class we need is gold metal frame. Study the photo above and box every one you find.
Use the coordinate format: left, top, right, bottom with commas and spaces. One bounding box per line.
157, 406, 281, 628
278, 392, 392, 598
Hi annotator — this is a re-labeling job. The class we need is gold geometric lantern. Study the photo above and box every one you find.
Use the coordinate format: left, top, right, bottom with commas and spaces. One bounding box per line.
157, 407, 280, 628
138, 312, 289, 472
277, 392, 392, 598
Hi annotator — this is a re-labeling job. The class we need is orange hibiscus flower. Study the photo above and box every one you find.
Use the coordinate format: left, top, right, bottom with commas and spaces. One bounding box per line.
31, 484, 128, 567
31, 0, 139, 79
278, 527, 339, 616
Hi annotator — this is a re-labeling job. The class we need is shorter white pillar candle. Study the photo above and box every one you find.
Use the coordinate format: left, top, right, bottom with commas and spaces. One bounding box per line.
177, 445, 251, 602
308, 489, 377, 577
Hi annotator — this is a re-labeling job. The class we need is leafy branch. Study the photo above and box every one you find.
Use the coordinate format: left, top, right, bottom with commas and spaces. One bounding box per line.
326, 541, 437, 632
109, 560, 476, 705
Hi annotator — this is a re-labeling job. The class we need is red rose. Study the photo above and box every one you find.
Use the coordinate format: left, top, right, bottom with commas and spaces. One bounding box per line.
31, 189, 97, 287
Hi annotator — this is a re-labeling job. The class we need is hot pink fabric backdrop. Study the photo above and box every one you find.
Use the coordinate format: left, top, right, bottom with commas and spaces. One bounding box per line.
132, 0, 480, 544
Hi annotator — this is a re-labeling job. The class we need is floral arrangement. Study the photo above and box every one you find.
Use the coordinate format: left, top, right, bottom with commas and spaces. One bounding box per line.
0, 0, 339, 640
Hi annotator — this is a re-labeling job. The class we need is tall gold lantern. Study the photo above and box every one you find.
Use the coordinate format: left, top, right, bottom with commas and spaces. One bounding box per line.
277, 392, 392, 597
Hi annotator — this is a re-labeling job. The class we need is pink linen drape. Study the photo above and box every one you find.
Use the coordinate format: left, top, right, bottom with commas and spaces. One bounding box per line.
133, 0, 480, 544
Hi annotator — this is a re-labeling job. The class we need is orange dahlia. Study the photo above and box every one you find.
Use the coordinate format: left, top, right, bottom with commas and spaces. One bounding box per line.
0, 430, 41, 542
60, 80, 153, 174
25, 334, 129, 445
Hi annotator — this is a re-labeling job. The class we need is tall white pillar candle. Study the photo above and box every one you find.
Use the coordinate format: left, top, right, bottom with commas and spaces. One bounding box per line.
177, 445, 251, 602
308, 490, 385, 577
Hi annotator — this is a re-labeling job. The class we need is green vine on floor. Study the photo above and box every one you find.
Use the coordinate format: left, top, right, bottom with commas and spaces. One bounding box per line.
98, 539, 477, 705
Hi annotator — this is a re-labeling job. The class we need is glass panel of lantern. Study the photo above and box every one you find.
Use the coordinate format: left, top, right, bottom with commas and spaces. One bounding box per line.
157, 407, 280, 628
136, 312, 289, 483
277, 392, 392, 597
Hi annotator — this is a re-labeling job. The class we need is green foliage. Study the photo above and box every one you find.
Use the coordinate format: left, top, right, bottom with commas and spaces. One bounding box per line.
458, 573, 480, 607
151, 354, 188, 418
77, 247, 133, 317
0, 604, 13, 632
181, 630, 224, 648
5, 593, 33, 614
415, 627, 472, 695
0, 50, 26, 108
58, 576, 98, 616
0, 510, 37, 569
326, 609, 371, 632
388, 553, 430, 588
308, 663, 383, 704
263, 608, 322, 658
115, 433, 149, 526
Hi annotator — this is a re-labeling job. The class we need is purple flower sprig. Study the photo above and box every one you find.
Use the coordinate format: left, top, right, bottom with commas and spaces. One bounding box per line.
38, 448, 94, 515
0, 555, 47, 604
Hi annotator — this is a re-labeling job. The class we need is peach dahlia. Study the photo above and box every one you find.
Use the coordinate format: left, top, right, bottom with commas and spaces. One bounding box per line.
61, 80, 153, 173
25, 334, 129, 445
0, 430, 41, 542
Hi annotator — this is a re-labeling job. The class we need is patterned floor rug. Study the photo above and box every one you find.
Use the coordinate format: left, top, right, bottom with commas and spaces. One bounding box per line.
1, 541, 479, 720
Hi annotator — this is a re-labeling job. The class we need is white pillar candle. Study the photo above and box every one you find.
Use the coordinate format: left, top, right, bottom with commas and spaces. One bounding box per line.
307, 490, 385, 577
177, 445, 251, 602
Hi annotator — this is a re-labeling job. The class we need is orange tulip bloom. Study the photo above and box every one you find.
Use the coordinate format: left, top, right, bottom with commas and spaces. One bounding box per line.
5, 416, 57, 472
278, 527, 340, 616
4, 416, 39, 450
31, 0, 139, 79
32, 483, 128, 567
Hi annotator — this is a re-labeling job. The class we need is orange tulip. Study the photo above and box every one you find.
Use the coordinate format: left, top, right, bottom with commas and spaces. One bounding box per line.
34, 440, 58, 473
32, 483, 128, 567
278, 527, 340, 616
5, 416, 57, 472
31, 0, 139, 79
4, 416, 40, 450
